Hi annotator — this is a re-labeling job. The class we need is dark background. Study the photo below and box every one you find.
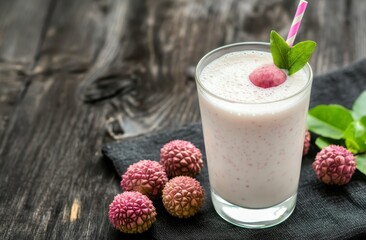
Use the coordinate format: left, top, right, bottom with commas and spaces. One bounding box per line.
1, 0, 366, 239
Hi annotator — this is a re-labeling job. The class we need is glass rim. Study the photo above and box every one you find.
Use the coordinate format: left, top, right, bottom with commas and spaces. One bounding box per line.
195, 42, 313, 105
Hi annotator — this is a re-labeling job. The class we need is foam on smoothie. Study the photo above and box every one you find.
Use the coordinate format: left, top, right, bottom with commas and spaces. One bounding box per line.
199, 51, 308, 103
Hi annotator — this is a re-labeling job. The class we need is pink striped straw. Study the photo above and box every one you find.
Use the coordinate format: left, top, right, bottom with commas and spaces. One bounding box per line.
286, 0, 308, 47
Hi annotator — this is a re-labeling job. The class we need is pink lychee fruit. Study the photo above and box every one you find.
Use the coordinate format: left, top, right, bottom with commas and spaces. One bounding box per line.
303, 130, 311, 156
160, 140, 204, 178
312, 145, 356, 185
121, 160, 168, 199
249, 64, 287, 88
162, 176, 205, 218
108, 191, 157, 234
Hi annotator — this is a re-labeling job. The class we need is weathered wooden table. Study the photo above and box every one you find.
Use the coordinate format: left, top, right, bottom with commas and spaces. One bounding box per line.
1, 0, 366, 239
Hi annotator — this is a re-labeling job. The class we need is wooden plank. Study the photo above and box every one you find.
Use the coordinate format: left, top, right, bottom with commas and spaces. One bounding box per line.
0, 0, 53, 100
0, 0, 53, 147
352, 0, 366, 61
0, 0, 120, 147
1, 0, 128, 239
35, 0, 115, 74
0, 0, 53, 64
296, 0, 365, 74
0, 74, 118, 239
303, 0, 351, 73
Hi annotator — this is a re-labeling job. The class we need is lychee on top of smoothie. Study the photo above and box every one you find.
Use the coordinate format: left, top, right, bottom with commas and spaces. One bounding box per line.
249, 64, 287, 89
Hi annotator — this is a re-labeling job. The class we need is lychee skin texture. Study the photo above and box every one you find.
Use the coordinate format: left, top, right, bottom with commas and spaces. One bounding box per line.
162, 176, 205, 218
108, 191, 157, 234
160, 140, 204, 178
312, 145, 356, 185
249, 64, 287, 88
303, 130, 311, 156
121, 160, 168, 199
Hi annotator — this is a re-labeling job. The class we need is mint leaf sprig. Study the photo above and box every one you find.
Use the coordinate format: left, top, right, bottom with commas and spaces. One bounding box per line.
308, 90, 366, 176
270, 30, 316, 75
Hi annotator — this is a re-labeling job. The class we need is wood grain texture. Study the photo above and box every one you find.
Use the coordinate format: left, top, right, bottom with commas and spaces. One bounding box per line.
1, 0, 366, 239
0, 0, 53, 131
0, 0, 52, 64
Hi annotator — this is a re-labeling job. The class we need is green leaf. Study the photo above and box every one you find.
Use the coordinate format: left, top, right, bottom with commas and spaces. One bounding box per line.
344, 119, 366, 139
315, 137, 345, 149
344, 117, 366, 154
345, 138, 362, 154
360, 116, 366, 129
288, 40, 317, 75
270, 30, 290, 69
269, 30, 317, 75
315, 137, 330, 149
308, 104, 354, 139
356, 154, 366, 176
352, 91, 366, 120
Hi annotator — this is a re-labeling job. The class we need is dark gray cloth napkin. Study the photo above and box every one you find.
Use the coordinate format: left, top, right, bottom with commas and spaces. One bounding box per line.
102, 59, 366, 240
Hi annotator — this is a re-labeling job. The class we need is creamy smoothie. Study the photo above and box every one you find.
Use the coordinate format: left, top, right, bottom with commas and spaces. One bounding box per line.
197, 49, 311, 209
